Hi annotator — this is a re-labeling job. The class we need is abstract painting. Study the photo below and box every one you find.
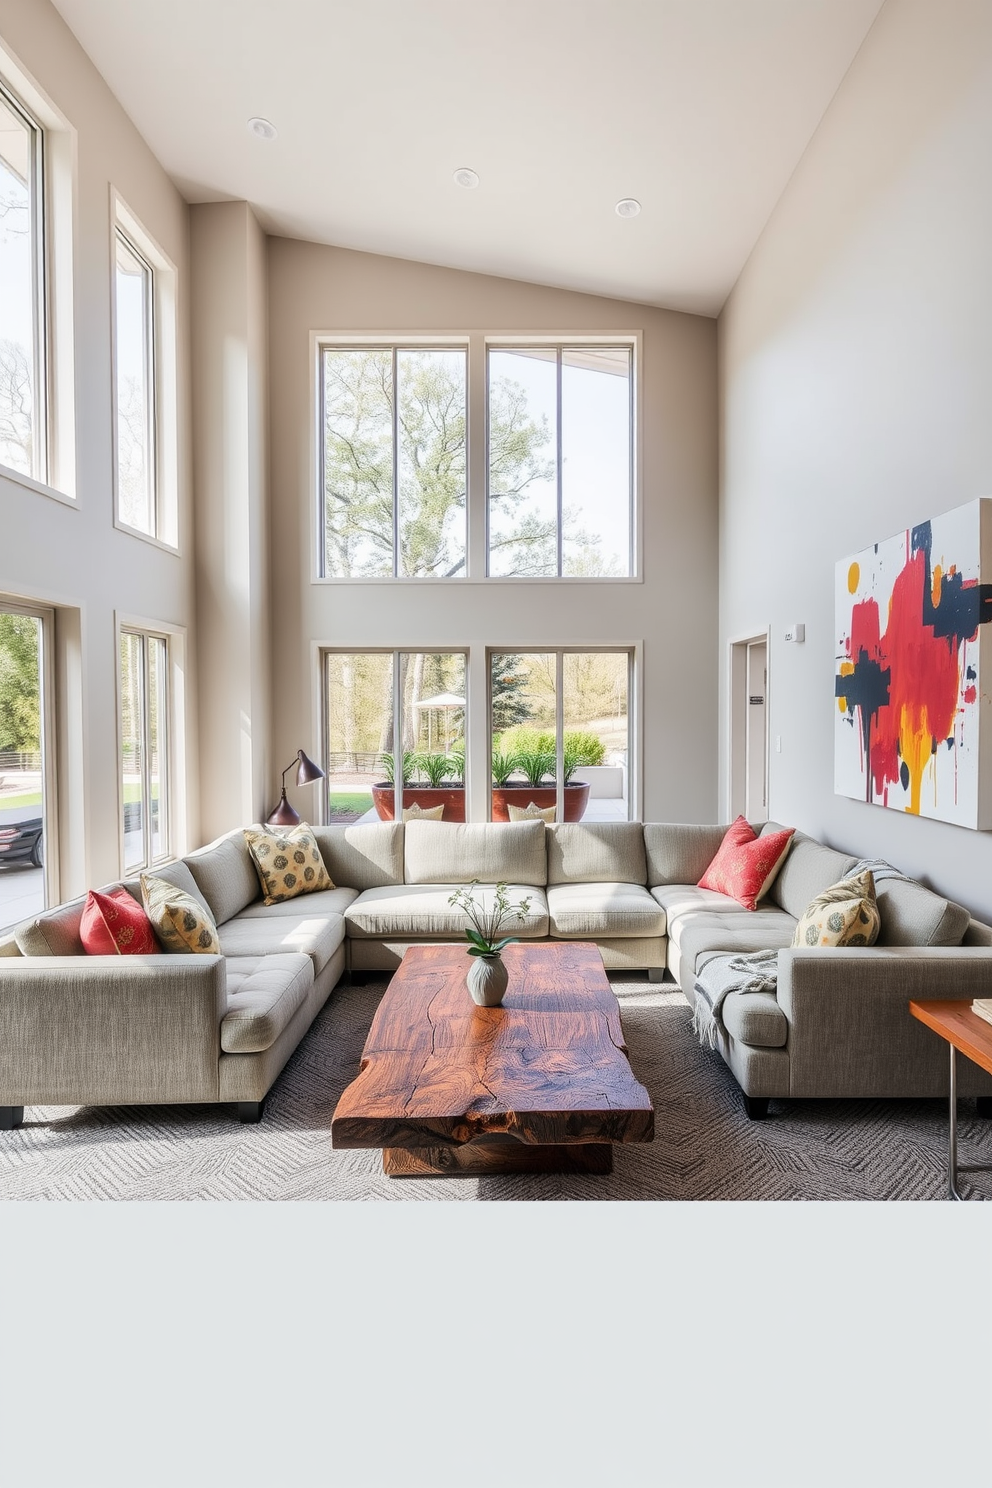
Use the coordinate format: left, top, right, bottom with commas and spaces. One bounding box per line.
835, 498, 992, 828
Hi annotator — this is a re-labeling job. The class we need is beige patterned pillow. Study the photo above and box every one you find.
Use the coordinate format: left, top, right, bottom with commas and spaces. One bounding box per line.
243, 823, 334, 905
507, 802, 556, 823
140, 874, 221, 953
792, 870, 880, 948
402, 802, 444, 821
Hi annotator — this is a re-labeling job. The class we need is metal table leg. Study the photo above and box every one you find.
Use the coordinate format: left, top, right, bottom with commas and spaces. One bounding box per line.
949, 1044, 964, 1201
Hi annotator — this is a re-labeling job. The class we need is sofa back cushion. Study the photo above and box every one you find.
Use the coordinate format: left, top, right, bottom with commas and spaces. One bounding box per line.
764, 829, 857, 919
123, 859, 213, 919
14, 895, 88, 956
546, 822, 646, 885
643, 823, 735, 888
404, 820, 547, 887
184, 830, 261, 926
874, 877, 971, 946
311, 822, 404, 890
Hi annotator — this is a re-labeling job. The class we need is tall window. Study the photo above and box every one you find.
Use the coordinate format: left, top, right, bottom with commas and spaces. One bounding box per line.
119, 628, 169, 872
0, 601, 51, 929
489, 649, 631, 820
113, 227, 155, 534
323, 650, 466, 821
0, 81, 45, 481
487, 347, 632, 576
321, 347, 468, 578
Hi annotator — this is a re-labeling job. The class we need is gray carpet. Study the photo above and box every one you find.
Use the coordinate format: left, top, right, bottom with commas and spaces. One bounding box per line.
1, 975, 988, 1201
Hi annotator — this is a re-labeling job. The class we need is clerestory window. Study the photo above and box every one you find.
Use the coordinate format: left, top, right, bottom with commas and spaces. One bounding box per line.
0, 80, 45, 482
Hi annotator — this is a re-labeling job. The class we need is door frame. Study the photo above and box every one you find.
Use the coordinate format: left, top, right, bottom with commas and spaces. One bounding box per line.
727, 628, 770, 822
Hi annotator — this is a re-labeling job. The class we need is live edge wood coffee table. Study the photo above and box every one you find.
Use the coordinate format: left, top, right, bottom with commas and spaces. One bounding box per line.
332, 942, 654, 1176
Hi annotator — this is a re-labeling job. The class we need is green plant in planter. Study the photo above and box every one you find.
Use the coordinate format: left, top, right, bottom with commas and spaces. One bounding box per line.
448, 879, 533, 956
490, 750, 521, 788
564, 731, 606, 766
447, 750, 465, 782
413, 751, 456, 788
379, 751, 415, 785
514, 749, 556, 787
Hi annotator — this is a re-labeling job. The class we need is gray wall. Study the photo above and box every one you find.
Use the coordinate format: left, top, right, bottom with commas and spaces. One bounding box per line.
719, 0, 992, 918
266, 239, 719, 825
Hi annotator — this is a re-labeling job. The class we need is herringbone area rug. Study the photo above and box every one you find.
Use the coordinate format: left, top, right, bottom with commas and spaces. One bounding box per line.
1, 976, 988, 1201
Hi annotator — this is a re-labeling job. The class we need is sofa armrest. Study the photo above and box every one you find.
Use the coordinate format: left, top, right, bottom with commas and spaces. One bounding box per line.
0, 955, 226, 1106
776, 947, 992, 1098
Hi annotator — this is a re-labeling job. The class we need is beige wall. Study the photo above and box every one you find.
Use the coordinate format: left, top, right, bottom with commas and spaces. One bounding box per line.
0, 0, 195, 897
719, 0, 992, 917
266, 240, 719, 825
190, 202, 270, 837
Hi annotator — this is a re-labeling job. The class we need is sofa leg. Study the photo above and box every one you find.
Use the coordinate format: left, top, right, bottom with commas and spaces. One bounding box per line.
647, 968, 664, 984
743, 1095, 770, 1121
976, 1096, 992, 1119
236, 1100, 264, 1124
0, 1106, 24, 1130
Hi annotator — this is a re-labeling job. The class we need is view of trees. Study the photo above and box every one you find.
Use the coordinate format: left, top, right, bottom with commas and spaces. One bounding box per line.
0, 612, 40, 754
322, 348, 618, 578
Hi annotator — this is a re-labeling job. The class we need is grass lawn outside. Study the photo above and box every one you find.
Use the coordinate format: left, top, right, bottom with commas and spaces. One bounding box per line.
327, 792, 373, 822
0, 792, 42, 811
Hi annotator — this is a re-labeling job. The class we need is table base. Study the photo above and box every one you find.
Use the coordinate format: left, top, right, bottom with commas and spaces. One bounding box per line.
383, 1139, 613, 1177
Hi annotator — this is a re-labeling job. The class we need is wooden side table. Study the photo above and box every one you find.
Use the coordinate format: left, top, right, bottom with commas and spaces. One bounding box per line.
909, 1000, 992, 1201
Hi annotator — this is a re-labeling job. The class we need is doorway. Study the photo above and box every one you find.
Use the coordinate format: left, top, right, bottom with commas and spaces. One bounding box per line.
729, 632, 768, 824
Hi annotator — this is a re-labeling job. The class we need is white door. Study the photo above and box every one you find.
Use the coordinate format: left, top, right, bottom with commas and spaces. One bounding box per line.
745, 639, 767, 823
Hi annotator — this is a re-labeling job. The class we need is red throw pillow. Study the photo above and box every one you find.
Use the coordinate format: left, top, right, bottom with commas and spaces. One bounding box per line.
80, 888, 159, 956
698, 817, 795, 911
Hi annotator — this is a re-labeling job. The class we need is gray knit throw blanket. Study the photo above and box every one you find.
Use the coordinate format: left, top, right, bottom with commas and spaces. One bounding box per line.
692, 949, 780, 1049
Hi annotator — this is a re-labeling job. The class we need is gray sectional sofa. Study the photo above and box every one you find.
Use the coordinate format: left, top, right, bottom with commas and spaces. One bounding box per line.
2, 816, 990, 1128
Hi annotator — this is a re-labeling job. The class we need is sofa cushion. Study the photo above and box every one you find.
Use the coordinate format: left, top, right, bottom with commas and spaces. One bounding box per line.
123, 859, 214, 920
346, 884, 549, 939
81, 888, 159, 956
311, 823, 404, 890
874, 877, 971, 947
644, 823, 735, 889
698, 817, 794, 910
764, 830, 858, 919
546, 882, 664, 939
184, 830, 261, 925
720, 990, 789, 1049
216, 910, 345, 974
221, 953, 314, 1054
141, 874, 221, 954
652, 884, 759, 927
546, 822, 646, 886
507, 802, 556, 822
243, 823, 334, 904
236, 886, 359, 919
403, 821, 547, 887
14, 895, 87, 956
793, 870, 880, 948
675, 909, 797, 972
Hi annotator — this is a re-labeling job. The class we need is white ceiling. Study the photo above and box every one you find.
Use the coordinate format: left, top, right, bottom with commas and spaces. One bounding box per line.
51, 0, 885, 316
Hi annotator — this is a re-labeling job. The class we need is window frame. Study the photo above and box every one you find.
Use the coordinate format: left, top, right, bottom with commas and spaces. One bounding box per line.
0, 595, 58, 924
0, 77, 47, 486
117, 622, 174, 875
486, 645, 636, 822
312, 331, 641, 584
485, 342, 635, 580
317, 338, 470, 582
110, 191, 179, 551
112, 224, 156, 538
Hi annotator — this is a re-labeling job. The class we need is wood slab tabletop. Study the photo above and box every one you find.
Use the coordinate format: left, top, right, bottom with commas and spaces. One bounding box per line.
909, 999, 992, 1079
332, 942, 654, 1171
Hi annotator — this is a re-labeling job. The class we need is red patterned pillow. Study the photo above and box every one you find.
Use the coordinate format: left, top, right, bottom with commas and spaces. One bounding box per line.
80, 888, 159, 956
698, 817, 795, 911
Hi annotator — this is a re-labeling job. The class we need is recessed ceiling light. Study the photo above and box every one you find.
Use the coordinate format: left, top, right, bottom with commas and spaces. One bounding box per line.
615, 198, 641, 218
248, 117, 278, 141
453, 167, 480, 189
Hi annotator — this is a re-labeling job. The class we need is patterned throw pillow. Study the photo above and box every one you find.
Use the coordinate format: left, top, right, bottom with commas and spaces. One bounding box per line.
507, 802, 556, 823
698, 816, 795, 911
792, 870, 881, 948
402, 802, 445, 821
80, 887, 159, 956
243, 823, 334, 905
140, 874, 221, 953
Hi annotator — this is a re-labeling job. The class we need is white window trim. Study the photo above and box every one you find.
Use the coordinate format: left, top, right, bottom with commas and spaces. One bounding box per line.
310, 330, 642, 585
114, 612, 187, 875
110, 190, 180, 552
0, 42, 76, 502
0, 595, 59, 919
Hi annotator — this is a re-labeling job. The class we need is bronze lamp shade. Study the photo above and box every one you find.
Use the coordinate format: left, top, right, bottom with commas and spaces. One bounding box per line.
266, 750, 325, 828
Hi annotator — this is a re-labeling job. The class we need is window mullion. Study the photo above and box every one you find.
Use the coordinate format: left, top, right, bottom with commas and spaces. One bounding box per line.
392, 347, 399, 577
555, 651, 564, 822
142, 635, 152, 869
556, 348, 563, 577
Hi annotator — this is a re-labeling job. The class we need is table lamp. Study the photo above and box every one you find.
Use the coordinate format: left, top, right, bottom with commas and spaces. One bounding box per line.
266, 749, 325, 828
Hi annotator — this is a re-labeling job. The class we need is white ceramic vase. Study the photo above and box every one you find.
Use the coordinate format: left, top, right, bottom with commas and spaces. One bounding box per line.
466, 953, 509, 1007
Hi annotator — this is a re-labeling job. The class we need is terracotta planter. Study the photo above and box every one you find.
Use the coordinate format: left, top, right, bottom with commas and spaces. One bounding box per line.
371, 784, 466, 822
490, 783, 591, 822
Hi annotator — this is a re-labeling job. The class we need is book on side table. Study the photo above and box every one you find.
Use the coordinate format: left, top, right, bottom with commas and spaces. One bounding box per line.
972, 999, 992, 1029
